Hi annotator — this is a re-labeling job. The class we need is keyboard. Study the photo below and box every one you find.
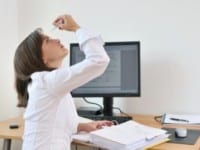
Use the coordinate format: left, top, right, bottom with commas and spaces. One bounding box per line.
80, 115, 133, 124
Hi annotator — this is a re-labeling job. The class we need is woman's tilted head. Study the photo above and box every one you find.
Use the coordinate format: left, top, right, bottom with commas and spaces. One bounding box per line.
14, 28, 68, 107
14, 28, 53, 80
14, 29, 55, 107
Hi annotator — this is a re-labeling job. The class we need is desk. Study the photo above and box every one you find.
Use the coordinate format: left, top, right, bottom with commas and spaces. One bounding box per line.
0, 114, 200, 150
0, 116, 23, 150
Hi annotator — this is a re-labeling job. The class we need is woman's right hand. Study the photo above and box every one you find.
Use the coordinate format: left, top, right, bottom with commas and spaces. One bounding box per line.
78, 120, 114, 133
53, 14, 80, 32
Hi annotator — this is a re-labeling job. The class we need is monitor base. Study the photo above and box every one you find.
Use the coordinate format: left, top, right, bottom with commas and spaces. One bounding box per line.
77, 107, 102, 116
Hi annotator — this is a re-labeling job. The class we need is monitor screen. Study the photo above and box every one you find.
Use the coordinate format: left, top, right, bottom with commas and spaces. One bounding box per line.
70, 41, 140, 116
70, 41, 140, 96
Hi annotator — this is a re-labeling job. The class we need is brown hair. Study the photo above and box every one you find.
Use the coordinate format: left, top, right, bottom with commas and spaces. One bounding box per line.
14, 29, 54, 107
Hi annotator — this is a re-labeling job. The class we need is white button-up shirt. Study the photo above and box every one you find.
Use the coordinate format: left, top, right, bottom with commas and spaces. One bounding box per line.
22, 28, 110, 150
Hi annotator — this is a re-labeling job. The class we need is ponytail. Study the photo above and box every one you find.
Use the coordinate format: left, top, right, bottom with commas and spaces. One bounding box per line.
15, 77, 31, 107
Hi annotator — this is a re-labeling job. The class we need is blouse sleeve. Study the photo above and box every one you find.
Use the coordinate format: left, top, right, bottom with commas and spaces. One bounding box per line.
33, 28, 110, 95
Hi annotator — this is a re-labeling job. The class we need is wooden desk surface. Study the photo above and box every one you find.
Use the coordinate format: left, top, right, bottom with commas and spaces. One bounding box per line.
0, 116, 23, 140
0, 114, 200, 150
133, 114, 200, 150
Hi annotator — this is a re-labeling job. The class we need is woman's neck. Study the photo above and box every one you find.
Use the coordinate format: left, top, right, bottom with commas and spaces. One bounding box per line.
47, 59, 63, 69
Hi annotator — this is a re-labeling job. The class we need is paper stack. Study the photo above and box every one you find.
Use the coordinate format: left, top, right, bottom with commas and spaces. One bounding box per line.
73, 120, 169, 150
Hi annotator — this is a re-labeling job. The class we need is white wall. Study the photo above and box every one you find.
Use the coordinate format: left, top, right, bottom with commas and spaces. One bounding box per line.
2, 0, 200, 131
1, 0, 200, 149
0, 0, 22, 149
17, 0, 200, 115
0, 0, 20, 120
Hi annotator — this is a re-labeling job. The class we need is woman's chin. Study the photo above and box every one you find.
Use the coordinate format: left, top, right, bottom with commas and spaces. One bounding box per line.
63, 49, 68, 56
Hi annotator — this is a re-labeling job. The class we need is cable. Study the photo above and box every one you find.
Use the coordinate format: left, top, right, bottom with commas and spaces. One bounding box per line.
82, 98, 131, 117
112, 107, 132, 117
154, 115, 163, 123
82, 97, 103, 112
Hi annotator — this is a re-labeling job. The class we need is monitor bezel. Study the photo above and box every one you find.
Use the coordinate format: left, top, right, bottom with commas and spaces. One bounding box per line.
70, 41, 141, 98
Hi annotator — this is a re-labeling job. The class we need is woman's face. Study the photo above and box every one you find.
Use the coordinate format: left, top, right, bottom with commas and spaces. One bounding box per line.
41, 34, 68, 66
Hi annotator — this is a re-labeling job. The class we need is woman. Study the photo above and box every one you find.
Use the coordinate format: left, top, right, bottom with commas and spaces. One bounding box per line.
14, 14, 113, 150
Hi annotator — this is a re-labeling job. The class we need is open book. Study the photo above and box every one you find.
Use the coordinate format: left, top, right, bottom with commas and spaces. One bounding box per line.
72, 120, 169, 150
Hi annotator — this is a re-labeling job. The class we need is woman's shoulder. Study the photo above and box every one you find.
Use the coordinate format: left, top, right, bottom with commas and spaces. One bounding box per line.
30, 68, 63, 83
30, 71, 50, 80
29, 71, 52, 89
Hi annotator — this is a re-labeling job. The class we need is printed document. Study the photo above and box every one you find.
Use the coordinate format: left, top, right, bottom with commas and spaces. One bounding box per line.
162, 113, 200, 124
72, 120, 169, 150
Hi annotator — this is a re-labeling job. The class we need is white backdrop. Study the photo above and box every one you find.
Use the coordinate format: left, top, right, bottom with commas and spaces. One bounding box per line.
16, 0, 200, 116
1, 0, 200, 120
0, 0, 20, 120
0, 0, 22, 149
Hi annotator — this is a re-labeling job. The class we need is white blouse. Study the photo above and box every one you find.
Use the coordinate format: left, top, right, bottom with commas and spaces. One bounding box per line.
22, 28, 110, 150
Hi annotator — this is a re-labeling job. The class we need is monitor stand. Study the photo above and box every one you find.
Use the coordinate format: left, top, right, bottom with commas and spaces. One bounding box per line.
103, 97, 113, 116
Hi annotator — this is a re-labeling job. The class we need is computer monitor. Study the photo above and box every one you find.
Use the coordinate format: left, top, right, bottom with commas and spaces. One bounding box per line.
70, 41, 140, 116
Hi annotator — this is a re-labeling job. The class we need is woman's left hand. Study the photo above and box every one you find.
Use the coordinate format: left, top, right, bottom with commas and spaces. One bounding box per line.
78, 120, 114, 133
